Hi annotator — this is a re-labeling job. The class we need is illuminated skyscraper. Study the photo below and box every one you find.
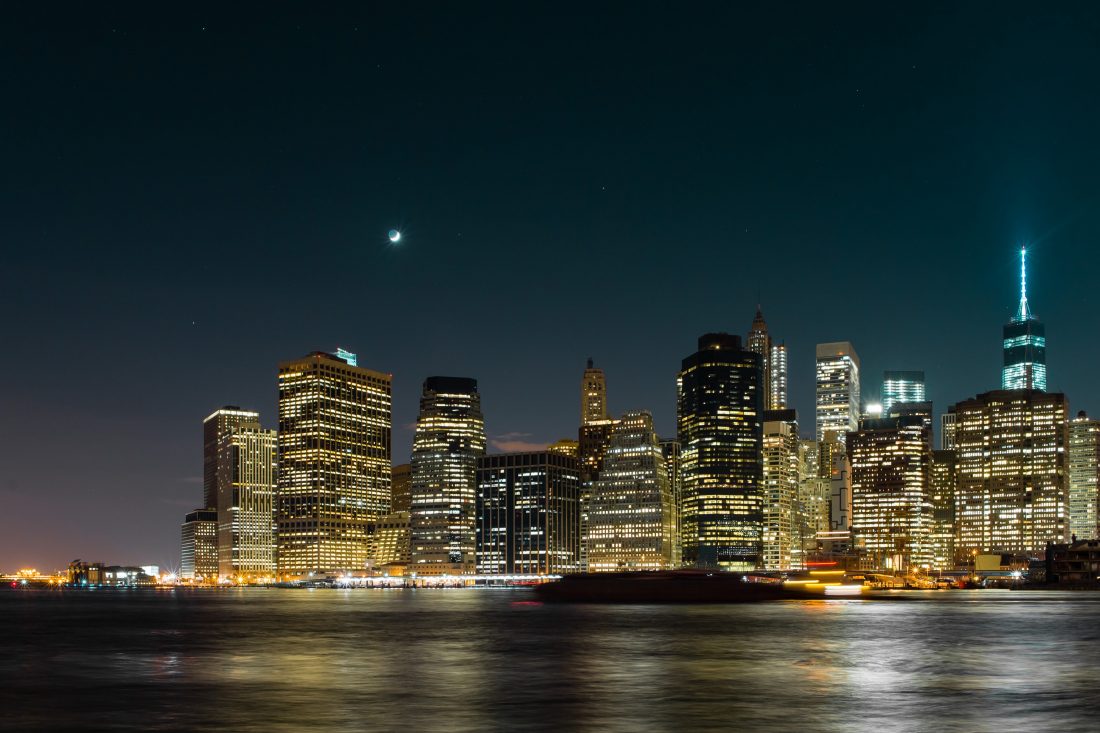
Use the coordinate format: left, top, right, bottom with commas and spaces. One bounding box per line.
578, 358, 616, 476
816, 342, 860, 444
476, 451, 581, 575
747, 307, 788, 411
793, 439, 830, 568
770, 342, 789, 410
216, 424, 277, 581
1002, 246, 1047, 391
848, 415, 933, 571
588, 411, 678, 571
578, 359, 617, 571
410, 377, 486, 576
276, 350, 392, 579
929, 449, 957, 570
581, 358, 608, 425
678, 333, 764, 569
953, 389, 1068, 555
747, 307, 772, 404
882, 371, 926, 416
203, 407, 260, 510
762, 410, 799, 570
1069, 411, 1100, 540
180, 509, 218, 583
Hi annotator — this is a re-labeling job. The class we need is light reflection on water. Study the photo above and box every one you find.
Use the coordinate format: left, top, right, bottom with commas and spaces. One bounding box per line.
3, 589, 1100, 732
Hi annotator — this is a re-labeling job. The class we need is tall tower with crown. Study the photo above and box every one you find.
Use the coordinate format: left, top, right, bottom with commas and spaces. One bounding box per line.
1002, 246, 1047, 391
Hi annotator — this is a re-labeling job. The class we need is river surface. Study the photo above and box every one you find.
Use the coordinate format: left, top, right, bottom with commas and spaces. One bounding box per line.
2, 588, 1098, 732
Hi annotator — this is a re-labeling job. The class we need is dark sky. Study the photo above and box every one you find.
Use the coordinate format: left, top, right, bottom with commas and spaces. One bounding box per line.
5, 3, 1100, 571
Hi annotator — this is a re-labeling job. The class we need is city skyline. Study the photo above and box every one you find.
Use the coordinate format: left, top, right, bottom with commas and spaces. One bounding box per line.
6, 5, 1100, 572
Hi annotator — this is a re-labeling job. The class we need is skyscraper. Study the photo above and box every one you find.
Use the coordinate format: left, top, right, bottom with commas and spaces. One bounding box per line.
881, 371, 926, 416
940, 412, 957, 450
821, 433, 852, 533
816, 342, 860, 444
770, 342, 789, 410
409, 377, 486, 576
1069, 411, 1100, 540
660, 438, 682, 557
476, 450, 581, 575
1002, 246, 1047, 391
276, 350, 392, 579
391, 463, 412, 514
929, 449, 957, 570
762, 410, 799, 570
747, 307, 789, 411
793, 439, 830, 569
587, 411, 678, 571
848, 415, 933, 572
953, 389, 1068, 555
216, 424, 277, 582
747, 307, 772, 406
180, 509, 218, 583
577, 359, 617, 571
678, 333, 764, 569
581, 358, 608, 425
203, 407, 260, 510
578, 359, 616, 475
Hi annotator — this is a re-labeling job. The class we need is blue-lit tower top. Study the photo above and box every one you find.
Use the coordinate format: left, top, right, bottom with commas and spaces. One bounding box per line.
1002, 246, 1047, 391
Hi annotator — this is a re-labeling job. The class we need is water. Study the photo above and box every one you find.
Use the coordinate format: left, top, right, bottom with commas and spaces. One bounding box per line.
3, 588, 1099, 732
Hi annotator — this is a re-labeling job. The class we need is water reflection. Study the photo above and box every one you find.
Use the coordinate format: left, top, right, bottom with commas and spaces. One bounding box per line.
3, 589, 1100, 732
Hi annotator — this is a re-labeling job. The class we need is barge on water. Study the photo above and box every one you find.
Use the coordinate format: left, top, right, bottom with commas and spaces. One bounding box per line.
534, 569, 865, 603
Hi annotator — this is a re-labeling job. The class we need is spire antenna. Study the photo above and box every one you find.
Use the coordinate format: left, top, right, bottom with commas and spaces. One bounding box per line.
1015, 245, 1032, 322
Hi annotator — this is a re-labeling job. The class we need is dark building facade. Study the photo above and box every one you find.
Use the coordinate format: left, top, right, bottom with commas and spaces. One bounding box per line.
476, 451, 581, 575
677, 333, 764, 569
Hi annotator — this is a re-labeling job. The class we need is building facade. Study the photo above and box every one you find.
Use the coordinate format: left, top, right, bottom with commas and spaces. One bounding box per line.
794, 439, 830, 568
747, 307, 772, 409
409, 377, 486, 576
815, 342, 860, 444
180, 509, 218, 583
1069, 411, 1100, 540
930, 449, 958, 570
882, 371, 926, 417
678, 333, 764, 569
370, 511, 410, 574
476, 451, 581, 575
770, 342, 789, 410
848, 416, 933, 572
660, 439, 682, 556
941, 412, 957, 450
391, 463, 412, 514
953, 389, 1068, 555
581, 358, 608, 425
216, 425, 277, 581
203, 407, 261, 510
577, 359, 616, 572
587, 411, 678, 571
276, 350, 392, 578
762, 410, 799, 570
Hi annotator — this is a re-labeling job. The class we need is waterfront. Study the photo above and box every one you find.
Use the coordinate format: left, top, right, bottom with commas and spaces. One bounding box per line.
3, 589, 1099, 733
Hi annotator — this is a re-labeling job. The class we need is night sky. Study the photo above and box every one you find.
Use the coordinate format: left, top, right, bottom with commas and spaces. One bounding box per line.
5, 4, 1100, 571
